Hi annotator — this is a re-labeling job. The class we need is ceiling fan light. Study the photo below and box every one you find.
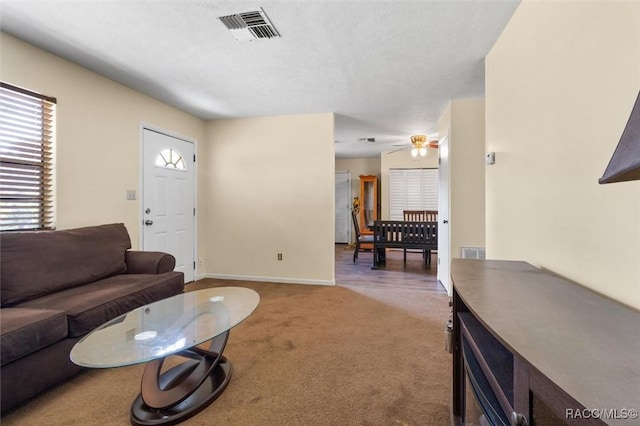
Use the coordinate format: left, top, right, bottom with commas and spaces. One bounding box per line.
411, 148, 419, 158
419, 147, 427, 156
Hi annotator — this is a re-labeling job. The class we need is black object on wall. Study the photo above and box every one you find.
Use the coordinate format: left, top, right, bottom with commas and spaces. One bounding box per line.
599, 91, 640, 184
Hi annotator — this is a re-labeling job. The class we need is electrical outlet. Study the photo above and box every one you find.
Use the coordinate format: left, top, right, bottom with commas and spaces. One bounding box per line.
277, 253, 283, 261
126, 190, 136, 200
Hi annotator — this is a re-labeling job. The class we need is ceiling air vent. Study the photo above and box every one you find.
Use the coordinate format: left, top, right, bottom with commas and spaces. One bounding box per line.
218, 8, 281, 42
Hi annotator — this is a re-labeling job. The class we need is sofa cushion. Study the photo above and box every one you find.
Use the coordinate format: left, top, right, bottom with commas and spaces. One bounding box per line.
0, 223, 132, 306
0, 308, 68, 366
16, 272, 184, 337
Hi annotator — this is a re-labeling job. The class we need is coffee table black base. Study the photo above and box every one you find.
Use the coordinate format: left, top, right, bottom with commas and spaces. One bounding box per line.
130, 332, 231, 426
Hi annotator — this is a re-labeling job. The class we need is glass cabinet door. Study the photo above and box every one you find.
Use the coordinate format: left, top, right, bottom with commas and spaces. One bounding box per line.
359, 175, 378, 236
363, 180, 374, 226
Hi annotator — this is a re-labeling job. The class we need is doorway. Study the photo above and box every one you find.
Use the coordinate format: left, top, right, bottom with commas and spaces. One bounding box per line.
437, 133, 450, 295
142, 127, 196, 282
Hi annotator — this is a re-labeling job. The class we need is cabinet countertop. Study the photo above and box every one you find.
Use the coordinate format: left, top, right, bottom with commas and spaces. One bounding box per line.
451, 259, 640, 424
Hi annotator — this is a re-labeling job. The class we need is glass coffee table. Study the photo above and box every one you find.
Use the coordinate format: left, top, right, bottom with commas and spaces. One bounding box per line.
70, 287, 260, 425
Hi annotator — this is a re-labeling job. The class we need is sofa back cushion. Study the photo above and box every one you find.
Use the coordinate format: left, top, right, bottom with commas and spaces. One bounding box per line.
1, 223, 132, 306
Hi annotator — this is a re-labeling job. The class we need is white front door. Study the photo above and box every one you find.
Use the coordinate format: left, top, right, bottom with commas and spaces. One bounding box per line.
437, 134, 451, 295
142, 128, 195, 282
335, 171, 351, 243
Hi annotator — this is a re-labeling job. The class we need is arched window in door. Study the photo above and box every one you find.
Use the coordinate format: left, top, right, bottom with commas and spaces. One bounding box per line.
155, 148, 186, 170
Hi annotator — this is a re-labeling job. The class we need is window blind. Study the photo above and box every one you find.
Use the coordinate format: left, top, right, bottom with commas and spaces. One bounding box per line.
0, 82, 56, 231
389, 168, 438, 220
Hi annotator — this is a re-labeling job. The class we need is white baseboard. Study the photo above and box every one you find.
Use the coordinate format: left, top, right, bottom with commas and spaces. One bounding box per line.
195, 273, 335, 286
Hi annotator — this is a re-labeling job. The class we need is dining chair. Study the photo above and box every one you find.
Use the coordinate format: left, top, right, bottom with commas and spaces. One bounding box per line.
424, 210, 438, 222
351, 210, 373, 262
423, 210, 438, 264
403, 210, 427, 222
402, 209, 437, 264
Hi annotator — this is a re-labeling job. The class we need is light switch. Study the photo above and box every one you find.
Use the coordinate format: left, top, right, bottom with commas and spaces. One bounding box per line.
126, 190, 136, 200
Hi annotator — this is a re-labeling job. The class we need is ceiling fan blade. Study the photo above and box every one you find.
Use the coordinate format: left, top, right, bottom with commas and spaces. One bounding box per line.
386, 147, 409, 154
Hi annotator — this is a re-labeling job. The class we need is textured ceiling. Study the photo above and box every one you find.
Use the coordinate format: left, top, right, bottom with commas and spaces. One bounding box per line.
0, 0, 520, 158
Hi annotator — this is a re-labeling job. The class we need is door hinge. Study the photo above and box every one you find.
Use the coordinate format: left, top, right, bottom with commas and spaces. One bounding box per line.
193, 207, 196, 216
193, 154, 196, 162
193, 261, 196, 270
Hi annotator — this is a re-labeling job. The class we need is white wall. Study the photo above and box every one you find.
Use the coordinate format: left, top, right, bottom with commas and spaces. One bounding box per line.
201, 114, 335, 285
485, 0, 640, 309
0, 33, 205, 247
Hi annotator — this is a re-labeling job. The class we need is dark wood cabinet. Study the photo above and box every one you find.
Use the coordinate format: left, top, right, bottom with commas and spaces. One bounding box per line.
451, 259, 640, 426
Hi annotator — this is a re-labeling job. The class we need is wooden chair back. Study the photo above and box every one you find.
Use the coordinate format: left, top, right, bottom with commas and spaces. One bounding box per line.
403, 210, 438, 222
424, 210, 438, 222
403, 210, 426, 222
351, 210, 361, 239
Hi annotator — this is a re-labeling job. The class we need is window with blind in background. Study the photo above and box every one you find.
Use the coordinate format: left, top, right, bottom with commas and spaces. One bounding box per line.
0, 83, 56, 231
389, 168, 438, 220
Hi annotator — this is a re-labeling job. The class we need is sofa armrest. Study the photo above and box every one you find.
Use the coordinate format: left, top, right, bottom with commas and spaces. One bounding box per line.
125, 251, 176, 274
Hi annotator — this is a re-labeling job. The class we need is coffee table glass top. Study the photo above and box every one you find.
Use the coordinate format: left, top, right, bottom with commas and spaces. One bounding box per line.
70, 287, 260, 368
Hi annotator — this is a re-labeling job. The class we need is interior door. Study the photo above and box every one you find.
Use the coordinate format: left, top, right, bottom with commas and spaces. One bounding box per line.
142, 128, 195, 282
335, 171, 351, 243
437, 134, 451, 295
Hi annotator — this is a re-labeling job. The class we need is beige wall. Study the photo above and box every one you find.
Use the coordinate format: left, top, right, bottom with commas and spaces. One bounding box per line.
202, 114, 335, 285
380, 148, 438, 220
450, 99, 486, 258
0, 33, 205, 247
1, 33, 336, 286
335, 157, 380, 242
335, 157, 381, 210
438, 99, 486, 260
486, 0, 640, 308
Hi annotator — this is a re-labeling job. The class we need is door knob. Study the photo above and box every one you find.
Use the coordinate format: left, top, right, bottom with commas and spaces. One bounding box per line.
443, 220, 449, 224
144, 220, 153, 226
510, 412, 527, 426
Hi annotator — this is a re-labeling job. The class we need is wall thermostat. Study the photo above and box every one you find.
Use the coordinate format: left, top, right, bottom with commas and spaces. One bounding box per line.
486, 152, 496, 165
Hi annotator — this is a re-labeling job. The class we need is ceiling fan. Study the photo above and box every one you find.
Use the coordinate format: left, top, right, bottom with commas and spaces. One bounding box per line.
387, 135, 439, 157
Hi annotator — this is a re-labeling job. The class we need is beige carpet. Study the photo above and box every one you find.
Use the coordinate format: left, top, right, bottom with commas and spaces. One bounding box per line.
2, 279, 452, 425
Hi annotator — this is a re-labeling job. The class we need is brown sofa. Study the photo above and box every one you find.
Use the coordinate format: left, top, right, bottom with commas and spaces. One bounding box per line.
0, 223, 184, 413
